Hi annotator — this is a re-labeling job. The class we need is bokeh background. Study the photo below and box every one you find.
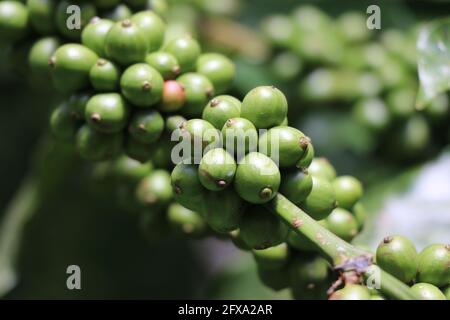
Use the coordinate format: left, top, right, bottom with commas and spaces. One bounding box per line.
0, 0, 449, 299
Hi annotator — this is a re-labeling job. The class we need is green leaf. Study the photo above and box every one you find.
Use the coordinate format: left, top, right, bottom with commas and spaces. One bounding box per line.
416, 18, 450, 110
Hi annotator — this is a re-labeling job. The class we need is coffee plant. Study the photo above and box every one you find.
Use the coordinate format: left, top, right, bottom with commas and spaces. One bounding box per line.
0, 0, 448, 300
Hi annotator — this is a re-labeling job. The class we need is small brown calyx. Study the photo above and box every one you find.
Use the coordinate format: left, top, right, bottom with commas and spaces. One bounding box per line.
48, 57, 56, 67
142, 81, 152, 91
138, 123, 146, 132
205, 88, 214, 98
225, 119, 235, 127
174, 184, 182, 195
122, 19, 132, 28
383, 236, 393, 244
299, 136, 311, 150
97, 59, 107, 67
172, 65, 181, 76
302, 168, 309, 175
210, 99, 220, 107
91, 113, 102, 123
90, 16, 101, 24
216, 180, 227, 187
259, 187, 273, 199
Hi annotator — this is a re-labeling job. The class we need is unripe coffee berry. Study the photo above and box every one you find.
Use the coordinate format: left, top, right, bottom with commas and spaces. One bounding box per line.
417, 244, 450, 288
81, 17, 114, 57
325, 208, 359, 242
85, 93, 130, 133
241, 86, 288, 129
280, 169, 313, 205
146, 52, 181, 80
299, 176, 336, 220
104, 4, 132, 22
128, 109, 164, 144
130, 11, 165, 52
164, 35, 201, 73
50, 102, 80, 143
49, 44, 98, 93
112, 155, 153, 183
167, 203, 207, 238
28, 37, 60, 78
105, 19, 148, 65
376, 235, 418, 284
253, 243, 289, 270
234, 152, 281, 204
239, 205, 288, 249
136, 170, 173, 209
177, 73, 215, 117
332, 176, 363, 210
308, 157, 336, 181
199, 148, 236, 191
89, 58, 121, 92
411, 283, 446, 300
203, 189, 243, 233
27, 0, 56, 35
221, 117, 258, 159
259, 126, 309, 168
196, 53, 235, 94
202, 95, 241, 130
0, 1, 29, 43
120, 63, 164, 107
76, 125, 123, 161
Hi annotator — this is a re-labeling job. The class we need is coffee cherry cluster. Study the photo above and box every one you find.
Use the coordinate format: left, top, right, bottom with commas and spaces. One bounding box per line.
375, 236, 449, 300
261, 5, 449, 162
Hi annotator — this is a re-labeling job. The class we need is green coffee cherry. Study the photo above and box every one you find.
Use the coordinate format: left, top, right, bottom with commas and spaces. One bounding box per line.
296, 141, 314, 170
221, 117, 258, 159
165, 115, 187, 133
178, 119, 219, 160
111, 155, 153, 183
234, 152, 281, 204
0, 1, 29, 43
289, 255, 329, 300
261, 14, 296, 47
27, 0, 56, 35
280, 169, 313, 205
89, 58, 120, 91
308, 158, 336, 181
329, 284, 371, 300
258, 126, 308, 168
353, 98, 391, 132
253, 243, 289, 270
171, 162, 207, 212
105, 19, 148, 66
299, 176, 336, 220
257, 267, 289, 292
199, 148, 236, 191
145, 51, 180, 80
241, 86, 288, 129
336, 11, 370, 43
131, 10, 165, 52
202, 95, 241, 130
177, 73, 215, 117
376, 235, 418, 284
81, 17, 114, 57
76, 125, 123, 161
150, 135, 172, 168
386, 87, 416, 119
203, 189, 243, 233
164, 35, 201, 73
352, 202, 367, 231
104, 4, 132, 22
271, 51, 302, 82
136, 170, 173, 208
28, 36, 60, 78
196, 53, 235, 94
411, 283, 446, 300
49, 44, 98, 93
85, 93, 130, 133
325, 208, 359, 242
128, 109, 164, 144
55, 1, 96, 40
332, 176, 363, 210
120, 63, 164, 107
239, 205, 288, 250
417, 244, 450, 288
287, 231, 317, 252
125, 136, 152, 163
159, 80, 186, 112
167, 202, 207, 238
50, 102, 80, 143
